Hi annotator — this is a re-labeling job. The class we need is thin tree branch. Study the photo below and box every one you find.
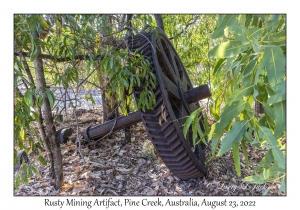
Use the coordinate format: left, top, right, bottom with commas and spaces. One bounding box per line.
14, 50, 103, 63
169, 15, 200, 40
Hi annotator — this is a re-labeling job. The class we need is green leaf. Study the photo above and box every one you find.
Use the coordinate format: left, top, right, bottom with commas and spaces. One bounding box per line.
232, 142, 241, 176
183, 108, 202, 139
24, 88, 33, 107
212, 58, 226, 75
215, 100, 247, 131
241, 139, 249, 168
271, 147, 285, 169
218, 120, 248, 156
260, 102, 275, 119
262, 47, 286, 88
252, 39, 261, 53
267, 81, 286, 104
229, 25, 248, 43
253, 150, 273, 173
21, 164, 28, 185
38, 155, 47, 166
208, 130, 223, 160
248, 27, 263, 42
258, 126, 277, 147
110, 57, 114, 69
273, 101, 286, 138
258, 126, 285, 168
262, 30, 286, 47
211, 15, 238, 39
243, 59, 257, 77
89, 94, 95, 105
30, 42, 38, 62
278, 176, 286, 195
208, 41, 250, 58
244, 130, 253, 143
28, 164, 33, 177
15, 174, 20, 190
243, 174, 266, 184
267, 92, 286, 104
32, 166, 42, 178
266, 15, 280, 32
31, 111, 39, 122
121, 78, 129, 89
227, 85, 254, 105
254, 82, 268, 101
45, 88, 55, 108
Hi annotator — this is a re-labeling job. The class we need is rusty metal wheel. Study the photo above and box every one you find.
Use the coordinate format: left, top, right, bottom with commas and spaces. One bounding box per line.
129, 28, 207, 179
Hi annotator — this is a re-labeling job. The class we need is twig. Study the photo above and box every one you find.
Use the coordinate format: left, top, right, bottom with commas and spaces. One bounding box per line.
169, 15, 200, 40
89, 117, 118, 147
65, 87, 85, 163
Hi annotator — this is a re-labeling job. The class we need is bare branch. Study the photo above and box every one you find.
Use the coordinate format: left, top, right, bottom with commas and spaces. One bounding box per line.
169, 15, 201, 40
14, 50, 103, 63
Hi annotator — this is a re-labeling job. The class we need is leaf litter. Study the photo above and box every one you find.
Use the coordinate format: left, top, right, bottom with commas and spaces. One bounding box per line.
14, 107, 283, 196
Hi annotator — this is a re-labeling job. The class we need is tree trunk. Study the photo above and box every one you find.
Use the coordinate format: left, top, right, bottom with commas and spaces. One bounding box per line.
32, 31, 63, 189
254, 100, 264, 118
18, 52, 54, 173
99, 74, 118, 121
123, 88, 131, 145
154, 14, 165, 31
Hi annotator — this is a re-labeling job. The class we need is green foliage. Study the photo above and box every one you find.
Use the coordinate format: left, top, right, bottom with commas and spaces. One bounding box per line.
14, 14, 286, 194
14, 14, 158, 190
100, 49, 156, 114
207, 14, 286, 192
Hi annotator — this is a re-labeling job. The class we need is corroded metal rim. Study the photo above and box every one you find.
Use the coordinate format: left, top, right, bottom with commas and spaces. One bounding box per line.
129, 28, 207, 179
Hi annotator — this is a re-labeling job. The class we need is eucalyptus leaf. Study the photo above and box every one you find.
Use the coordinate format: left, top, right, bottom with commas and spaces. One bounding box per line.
248, 27, 263, 42
45, 88, 55, 108
232, 142, 241, 176
267, 81, 286, 104
241, 139, 249, 168
266, 15, 280, 32
183, 108, 202, 139
278, 176, 286, 195
24, 88, 33, 107
211, 15, 238, 39
209, 130, 223, 159
212, 58, 226, 75
253, 149, 273, 173
262, 30, 286, 47
38, 155, 47, 166
258, 126, 285, 168
260, 102, 275, 119
243, 174, 266, 184
272, 147, 285, 169
262, 47, 286, 88
243, 59, 257, 77
215, 100, 247, 131
218, 120, 248, 156
208, 41, 250, 58
273, 101, 286, 138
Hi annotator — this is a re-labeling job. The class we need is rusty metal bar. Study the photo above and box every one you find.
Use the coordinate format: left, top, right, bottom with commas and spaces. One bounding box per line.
82, 110, 142, 140
82, 84, 211, 141
184, 84, 211, 104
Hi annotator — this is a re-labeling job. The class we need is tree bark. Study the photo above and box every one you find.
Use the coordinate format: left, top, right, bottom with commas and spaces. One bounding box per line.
98, 73, 118, 121
123, 88, 131, 145
17, 53, 54, 172
32, 31, 63, 189
154, 14, 165, 32
254, 100, 264, 118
